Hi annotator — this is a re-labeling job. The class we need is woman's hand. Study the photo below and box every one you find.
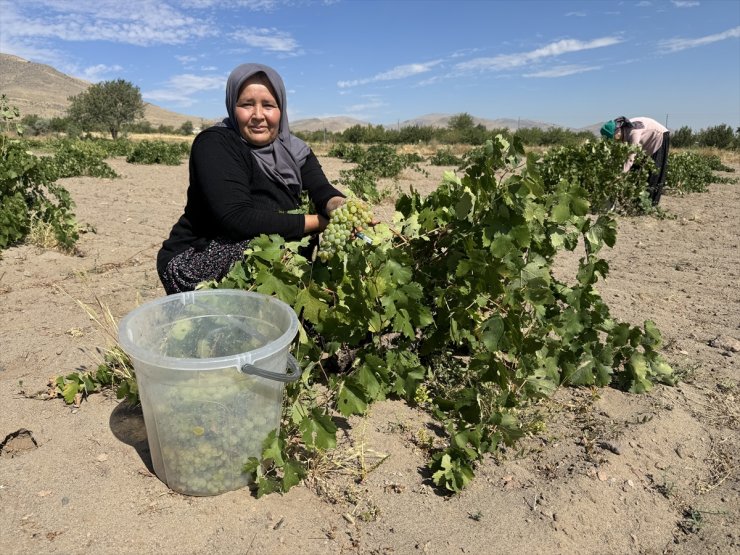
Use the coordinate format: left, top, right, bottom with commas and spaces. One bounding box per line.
325, 196, 346, 215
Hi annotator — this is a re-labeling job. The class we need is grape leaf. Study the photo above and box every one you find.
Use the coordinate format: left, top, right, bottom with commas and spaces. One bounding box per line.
337, 379, 368, 416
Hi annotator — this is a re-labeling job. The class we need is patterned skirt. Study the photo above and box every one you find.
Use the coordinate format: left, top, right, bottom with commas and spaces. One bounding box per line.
158, 238, 250, 295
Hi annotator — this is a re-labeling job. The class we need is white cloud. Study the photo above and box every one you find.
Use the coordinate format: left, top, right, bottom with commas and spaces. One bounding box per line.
79, 63, 124, 82
337, 60, 442, 88
0, 1, 217, 47
176, 55, 200, 64
523, 64, 600, 78
181, 0, 280, 9
671, 0, 700, 7
456, 37, 622, 72
659, 26, 740, 52
345, 96, 386, 113
144, 73, 225, 107
565, 12, 586, 17
230, 28, 301, 53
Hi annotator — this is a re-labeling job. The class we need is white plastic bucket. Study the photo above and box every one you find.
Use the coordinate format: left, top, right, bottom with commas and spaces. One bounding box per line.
118, 290, 300, 496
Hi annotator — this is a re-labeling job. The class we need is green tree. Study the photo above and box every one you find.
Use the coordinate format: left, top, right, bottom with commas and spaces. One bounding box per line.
696, 124, 734, 149
448, 112, 475, 132
179, 120, 194, 135
20, 114, 49, 136
671, 126, 694, 148
67, 79, 145, 139
341, 124, 368, 144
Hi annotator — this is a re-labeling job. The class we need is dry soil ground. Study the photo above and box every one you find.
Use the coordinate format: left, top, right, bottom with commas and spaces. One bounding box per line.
0, 151, 738, 555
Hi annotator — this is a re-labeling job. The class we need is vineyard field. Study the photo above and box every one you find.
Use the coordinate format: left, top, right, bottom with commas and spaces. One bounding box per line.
0, 153, 738, 554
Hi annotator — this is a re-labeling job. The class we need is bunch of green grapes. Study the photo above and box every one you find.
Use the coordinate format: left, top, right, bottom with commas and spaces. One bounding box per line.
318, 198, 373, 262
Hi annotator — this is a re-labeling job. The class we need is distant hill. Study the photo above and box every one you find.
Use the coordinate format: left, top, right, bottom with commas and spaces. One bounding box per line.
290, 116, 370, 133
292, 112, 574, 134
395, 113, 562, 131
0, 53, 211, 129
578, 122, 605, 136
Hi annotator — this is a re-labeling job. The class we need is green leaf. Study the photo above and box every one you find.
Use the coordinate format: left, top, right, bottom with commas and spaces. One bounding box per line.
650, 358, 676, 385
454, 188, 474, 219
480, 315, 504, 351
380, 257, 413, 285
254, 269, 297, 302
570, 195, 590, 216
551, 202, 570, 223
430, 451, 475, 493
356, 360, 386, 401
509, 225, 531, 248
567, 356, 596, 386
299, 408, 337, 450
627, 352, 653, 393
337, 379, 369, 416
490, 235, 514, 258
643, 320, 662, 348
294, 286, 328, 323
242, 457, 261, 475
281, 460, 306, 491
256, 476, 281, 498
261, 430, 284, 466
60, 377, 80, 404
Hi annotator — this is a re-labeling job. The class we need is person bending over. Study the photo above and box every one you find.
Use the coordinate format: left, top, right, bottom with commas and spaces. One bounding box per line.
601, 116, 670, 206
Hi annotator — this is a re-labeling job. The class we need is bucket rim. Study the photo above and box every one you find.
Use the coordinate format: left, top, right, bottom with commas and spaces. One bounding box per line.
117, 289, 299, 372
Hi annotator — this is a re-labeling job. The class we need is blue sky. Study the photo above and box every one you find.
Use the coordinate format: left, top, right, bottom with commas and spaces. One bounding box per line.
1, 0, 739, 130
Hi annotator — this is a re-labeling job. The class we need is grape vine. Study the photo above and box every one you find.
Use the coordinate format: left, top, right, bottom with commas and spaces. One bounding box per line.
212, 135, 676, 496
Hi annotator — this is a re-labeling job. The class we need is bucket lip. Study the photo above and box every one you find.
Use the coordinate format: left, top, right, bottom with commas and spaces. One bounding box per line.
117, 289, 299, 372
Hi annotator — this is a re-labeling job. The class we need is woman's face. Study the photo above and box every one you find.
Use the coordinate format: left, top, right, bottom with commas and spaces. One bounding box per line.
234, 75, 281, 146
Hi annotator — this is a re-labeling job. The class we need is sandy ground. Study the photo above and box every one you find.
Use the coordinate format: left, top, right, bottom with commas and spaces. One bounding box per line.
0, 152, 738, 555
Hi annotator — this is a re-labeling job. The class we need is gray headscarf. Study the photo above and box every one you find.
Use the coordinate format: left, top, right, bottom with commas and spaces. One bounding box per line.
223, 63, 310, 195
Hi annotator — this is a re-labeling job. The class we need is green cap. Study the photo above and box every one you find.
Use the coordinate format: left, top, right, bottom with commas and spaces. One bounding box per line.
600, 120, 616, 138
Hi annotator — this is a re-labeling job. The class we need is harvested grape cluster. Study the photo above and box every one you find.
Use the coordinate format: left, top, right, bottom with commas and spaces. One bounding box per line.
148, 370, 281, 496
142, 317, 283, 496
318, 198, 373, 262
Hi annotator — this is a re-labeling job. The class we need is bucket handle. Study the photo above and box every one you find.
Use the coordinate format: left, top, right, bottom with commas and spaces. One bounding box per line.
240, 353, 302, 382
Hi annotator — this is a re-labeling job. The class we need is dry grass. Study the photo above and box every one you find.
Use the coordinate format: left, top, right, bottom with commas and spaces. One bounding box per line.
26, 218, 76, 253
125, 132, 195, 144
697, 437, 738, 494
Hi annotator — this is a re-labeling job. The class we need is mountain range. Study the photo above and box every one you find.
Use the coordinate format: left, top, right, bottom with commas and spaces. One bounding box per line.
0, 53, 213, 129
1, 53, 600, 134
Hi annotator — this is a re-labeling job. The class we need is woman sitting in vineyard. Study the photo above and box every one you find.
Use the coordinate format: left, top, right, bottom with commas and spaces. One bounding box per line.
157, 63, 346, 294
600, 116, 670, 206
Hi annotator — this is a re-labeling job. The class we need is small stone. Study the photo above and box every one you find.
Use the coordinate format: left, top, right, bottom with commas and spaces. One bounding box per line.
599, 441, 621, 455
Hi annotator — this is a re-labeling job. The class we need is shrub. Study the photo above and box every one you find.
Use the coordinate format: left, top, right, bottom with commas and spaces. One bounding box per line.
50, 139, 118, 178
429, 147, 463, 166
1, 135, 79, 251
327, 143, 365, 162
126, 140, 187, 165
666, 152, 738, 195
